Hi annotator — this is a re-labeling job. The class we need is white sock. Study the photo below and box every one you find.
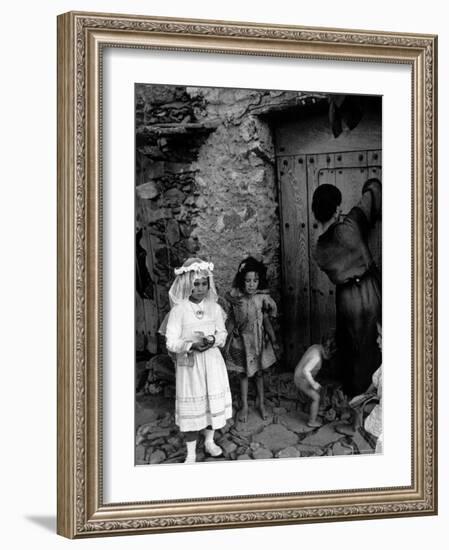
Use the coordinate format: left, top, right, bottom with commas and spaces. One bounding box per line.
184, 440, 196, 463
204, 429, 215, 445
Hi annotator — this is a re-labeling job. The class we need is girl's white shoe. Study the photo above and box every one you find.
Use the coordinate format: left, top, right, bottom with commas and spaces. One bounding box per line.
204, 441, 223, 457
204, 429, 223, 457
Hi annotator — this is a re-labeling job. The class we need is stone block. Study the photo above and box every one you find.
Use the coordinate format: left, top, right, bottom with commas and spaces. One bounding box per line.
135, 421, 159, 445
147, 208, 171, 223
166, 219, 180, 245
233, 408, 272, 436
295, 443, 324, 457
279, 412, 314, 435
179, 222, 193, 238
144, 161, 165, 180
136, 181, 160, 199
167, 436, 182, 447
164, 188, 185, 206
252, 448, 273, 460
300, 423, 344, 447
142, 429, 170, 443
331, 441, 353, 456
149, 449, 166, 464
195, 195, 207, 209
160, 444, 176, 455
252, 424, 298, 453
276, 446, 300, 459
218, 438, 238, 456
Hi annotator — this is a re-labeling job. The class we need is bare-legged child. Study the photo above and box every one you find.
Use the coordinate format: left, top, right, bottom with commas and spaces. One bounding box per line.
293, 333, 337, 427
224, 257, 280, 422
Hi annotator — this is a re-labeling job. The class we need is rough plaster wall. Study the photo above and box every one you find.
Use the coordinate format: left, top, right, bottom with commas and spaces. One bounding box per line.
187, 87, 281, 300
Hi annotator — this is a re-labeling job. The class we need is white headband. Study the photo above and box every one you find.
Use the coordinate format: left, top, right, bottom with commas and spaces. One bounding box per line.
174, 261, 214, 276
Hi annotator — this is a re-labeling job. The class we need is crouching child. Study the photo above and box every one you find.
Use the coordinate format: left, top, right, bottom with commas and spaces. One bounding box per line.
293, 333, 337, 427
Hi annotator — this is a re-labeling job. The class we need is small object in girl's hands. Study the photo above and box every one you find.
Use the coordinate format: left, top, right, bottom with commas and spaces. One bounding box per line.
194, 331, 214, 346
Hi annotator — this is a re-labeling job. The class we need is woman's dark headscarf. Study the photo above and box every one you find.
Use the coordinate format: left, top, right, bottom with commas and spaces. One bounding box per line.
312, 184, 342, 223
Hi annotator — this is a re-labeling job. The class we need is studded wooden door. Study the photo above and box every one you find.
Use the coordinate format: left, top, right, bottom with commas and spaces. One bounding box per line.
277, 149, 382, 369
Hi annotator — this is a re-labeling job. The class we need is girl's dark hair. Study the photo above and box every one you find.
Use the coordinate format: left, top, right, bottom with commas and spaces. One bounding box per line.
312, 184, 342, 223
321, 330, 337, 356
233, 256, 269, 292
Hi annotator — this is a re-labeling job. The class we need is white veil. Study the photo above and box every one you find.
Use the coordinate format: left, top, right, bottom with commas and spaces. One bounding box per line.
168, 257, 218, 308
158, 258, 219, 337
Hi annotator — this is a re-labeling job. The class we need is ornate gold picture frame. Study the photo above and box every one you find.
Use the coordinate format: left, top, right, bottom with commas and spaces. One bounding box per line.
57, 11, 437, 538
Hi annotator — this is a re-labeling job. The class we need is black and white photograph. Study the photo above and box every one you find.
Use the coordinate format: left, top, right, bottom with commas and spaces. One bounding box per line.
2, 0, 444, 545
135, 83, 383, 465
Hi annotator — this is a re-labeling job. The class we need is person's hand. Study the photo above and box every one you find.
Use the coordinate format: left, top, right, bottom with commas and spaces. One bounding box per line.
313, 382, 321, 391
190, 341, 208, 352
190, 337, 214, 353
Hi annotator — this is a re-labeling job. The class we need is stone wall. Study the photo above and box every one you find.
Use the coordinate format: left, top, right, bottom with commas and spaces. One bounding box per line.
187, 86, 282, 298
135, 84, 212, 353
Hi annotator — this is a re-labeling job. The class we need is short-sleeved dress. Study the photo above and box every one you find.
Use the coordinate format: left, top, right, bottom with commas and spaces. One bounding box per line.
224, 289, 277, 378
314, 179, 382, 396
165, 299, 232, 432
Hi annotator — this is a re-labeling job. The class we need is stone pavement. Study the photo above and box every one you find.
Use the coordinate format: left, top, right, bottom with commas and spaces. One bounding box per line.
135, 367, 376, 465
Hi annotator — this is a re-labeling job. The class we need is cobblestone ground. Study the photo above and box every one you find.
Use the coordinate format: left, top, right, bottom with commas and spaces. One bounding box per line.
135, 360, 377, 465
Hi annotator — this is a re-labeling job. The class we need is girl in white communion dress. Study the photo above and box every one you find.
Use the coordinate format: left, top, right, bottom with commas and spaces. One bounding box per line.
160, 258, 232, 463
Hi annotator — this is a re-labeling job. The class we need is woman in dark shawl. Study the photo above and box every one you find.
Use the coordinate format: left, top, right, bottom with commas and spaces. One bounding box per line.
312, 178, 382, 396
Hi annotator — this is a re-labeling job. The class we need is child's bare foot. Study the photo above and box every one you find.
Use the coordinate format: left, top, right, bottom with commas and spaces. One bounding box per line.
307, 420, 322, 428
238, 406, 248, 423
258, 404, 268, 420
255, 396, 268, 420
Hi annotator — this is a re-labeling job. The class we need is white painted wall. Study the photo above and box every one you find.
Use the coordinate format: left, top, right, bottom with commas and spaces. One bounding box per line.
1, 1, 447, 548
